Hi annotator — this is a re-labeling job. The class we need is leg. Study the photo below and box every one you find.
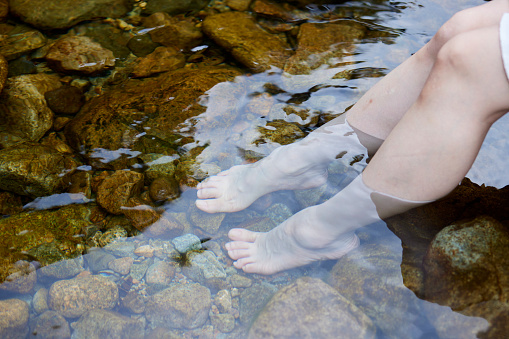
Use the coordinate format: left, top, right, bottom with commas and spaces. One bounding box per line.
227, 25, 509, 274
196, 0, 509, 214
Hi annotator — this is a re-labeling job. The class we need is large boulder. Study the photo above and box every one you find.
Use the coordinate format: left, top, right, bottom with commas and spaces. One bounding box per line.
202, 11, 292, 72
9, 0, 131, 30
249, 277, 375, 338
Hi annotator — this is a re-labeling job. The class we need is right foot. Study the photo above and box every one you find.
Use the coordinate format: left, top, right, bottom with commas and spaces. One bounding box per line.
196, 144, 329, 213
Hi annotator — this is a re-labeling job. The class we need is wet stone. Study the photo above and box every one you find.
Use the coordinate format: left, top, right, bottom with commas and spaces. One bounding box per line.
249, 277, 376, 338
39, 257, 85, 279
226, 0, 252, 11
0, 74, 61, 144
145, 282, 212, 329
127, 33, 160, 57
33, 288, 50, 315
44, 85, 85, 115
230, 274, 252, 288
122, 290, 147, 314
172, 233, 202, 254
214, 289, 232, 313
263, 202, 293, 225
0, 54, 7, 93
0, 299, 29, 338
9, 0, 131, 30
0, 191, 22, 216
103, 240, 136, 257
256, 120, 306, 145
96, 170, 144, 215
202, 11, 292, 72
423, 216, 509, 309
210, 313, 235, 333
182, 251, 227, 287
0, 0, 7, 20
71, 309, 144, 339
0, 260, 37, 294
48, 275, 119, 318
144, 0, 210, 15
85, 248, 116, 272
328, 244, 423, 338
31, 310, 71, 339
108, 256, 134, 275
46, 36, 116, 76
144, 13, 203, 51
132, 46, 185, 78
149, 175, 180, 202
145, 260, 175, 291
130, 258, 153, 281
0, 29, 47, 61
189, 204, 225, 235
239, 282, 278, 324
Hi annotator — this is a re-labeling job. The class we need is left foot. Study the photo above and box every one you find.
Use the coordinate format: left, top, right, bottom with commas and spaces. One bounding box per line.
225, 206, 359, 275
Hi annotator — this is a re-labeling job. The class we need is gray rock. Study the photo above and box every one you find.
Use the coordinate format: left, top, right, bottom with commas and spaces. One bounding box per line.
214, 289, 232, 313
263, 203, 293, 225
328, 244, 423, 339
423, 216, 509, 309
0, 299, 29, 338
103, 240, 136, 258
249, 277, 375, 338
71, 309, 144, 339
85, 248, 116, 272
48, 275, 119, 318
39, 257, 84, 279
189, 204, 225, 235
0, 260, 37, 294
33, 288, 49, 315
171, 233, 202, 254
130, 258, 153, 281
0, 73, 61, 144
145, 283, 211, 329
182, 251, 227, 286
230, 274, 252, 288
145, 260, 175, 288
31, 310, 70, 339
210, 313, 235, 333
9, 0, 131, 30
239, 282, 277, 324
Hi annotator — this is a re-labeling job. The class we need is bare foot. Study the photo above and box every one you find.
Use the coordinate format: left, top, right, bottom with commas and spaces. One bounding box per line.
195, 143, 329, 213
224, 206, 360, 274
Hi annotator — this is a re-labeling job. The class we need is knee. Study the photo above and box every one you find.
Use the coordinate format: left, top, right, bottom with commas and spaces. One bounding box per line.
432, 10, 473, 49
433, 34, 476, 78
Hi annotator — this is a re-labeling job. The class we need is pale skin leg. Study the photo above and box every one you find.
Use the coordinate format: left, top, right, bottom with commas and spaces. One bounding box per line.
196, 0, 509, 214
226, 17, 509, 273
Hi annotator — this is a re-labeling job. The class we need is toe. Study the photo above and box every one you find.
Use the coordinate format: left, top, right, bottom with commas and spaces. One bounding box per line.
196, 187, 219, 199
234, 257, 255, 269
225, 241, 250, 251
195, 199, 221, 213
227, 248, 251, 260
228, 228, 259, 242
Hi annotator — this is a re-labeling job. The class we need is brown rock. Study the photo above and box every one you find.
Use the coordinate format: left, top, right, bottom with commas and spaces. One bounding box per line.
125, 199, 184, 237
0, 0, 8, 21
31, 310, 71, 339
48, 275, 119, 318
0, 191, 22, 215
45, 85, 85, 115
46, 36, 115, 75
0, 73, 61, 144
0, 54, 6, 94
0, 299, 29, 338
96, 170, 144, 215
144, 13, 203, 51
131, 46, 185, 78
71, 309, 144, 338
108, 257, 134, 275
423, 216, 509, 309
226, 0, 252, 11
9, 0, 131, 30
285, 22, 366, 75
202, 11, 292, 72
149, 176, 180, 202
0, 29, 47, 61
145, 261, 175, 286
249, 277, 375, 338
252, 0, 299, 22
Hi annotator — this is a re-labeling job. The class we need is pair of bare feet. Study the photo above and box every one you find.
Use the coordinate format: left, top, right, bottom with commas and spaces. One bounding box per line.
195, 122, 375, 274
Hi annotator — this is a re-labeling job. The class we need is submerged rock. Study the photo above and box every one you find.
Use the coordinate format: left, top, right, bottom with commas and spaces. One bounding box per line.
145, 282, 211, 329
46, 36, 116, 75
0, 299, 29, 338
0, 74, 61, 144
0, 260, 36, 294
143, 13, 203, 51
239, 282, 278, 324
9, 0, 131, 30
144, 0, 210, 15
44, 85, 85, 115
96, 170, 144, 215
328, 244, 423, 339
71, 309, 144, 339
31, 310, 71, 339
131, 46, 185, 78
65, 66, 241, 170
249, 277, 375, 338
0, 143, 78, 197
0, 29, 47, 61
48, 275, 119, 318
202, 11, 292, 72
423, 216, 509, 309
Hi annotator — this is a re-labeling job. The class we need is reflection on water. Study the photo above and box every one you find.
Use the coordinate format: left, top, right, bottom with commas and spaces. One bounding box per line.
0, 0, 505, 337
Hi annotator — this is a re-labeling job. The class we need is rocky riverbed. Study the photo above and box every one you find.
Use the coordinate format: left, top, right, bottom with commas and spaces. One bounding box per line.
0, 0, 507, 337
